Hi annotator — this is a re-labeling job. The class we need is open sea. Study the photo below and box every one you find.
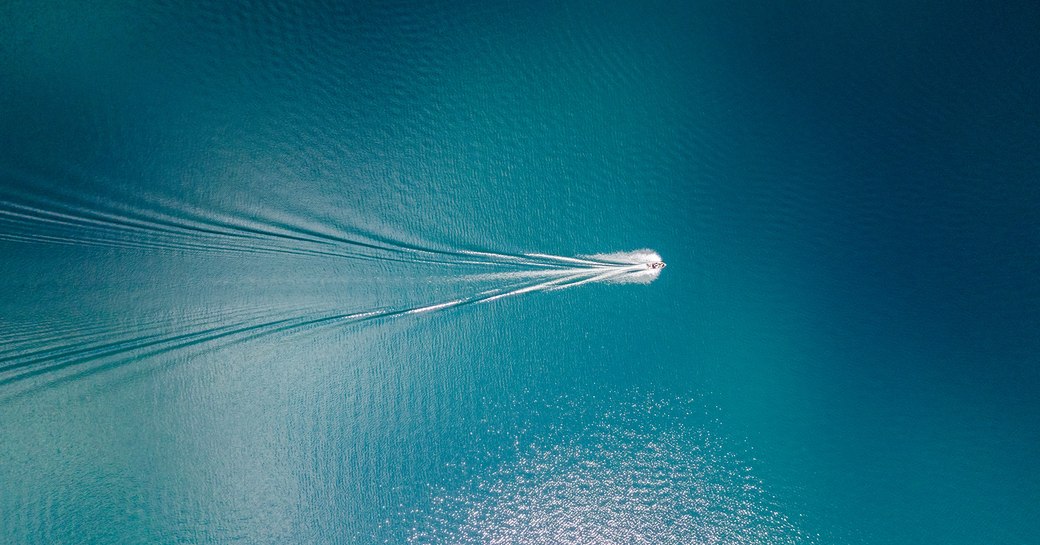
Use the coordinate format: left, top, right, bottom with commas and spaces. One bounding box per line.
2, 1, 1039, 543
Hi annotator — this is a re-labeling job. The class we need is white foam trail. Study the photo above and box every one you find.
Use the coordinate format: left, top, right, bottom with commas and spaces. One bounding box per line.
464, 249, 664, 287
404, 300, 465, 315
459, 267, 603, 282
546, 266, 641, 290
582, 249, 662, 265
472, 257, 658, 304
476, 271, 593, 303
605, 268, 661, 285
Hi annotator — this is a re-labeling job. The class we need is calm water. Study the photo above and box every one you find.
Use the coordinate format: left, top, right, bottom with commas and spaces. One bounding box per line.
2, 1, 1039, 543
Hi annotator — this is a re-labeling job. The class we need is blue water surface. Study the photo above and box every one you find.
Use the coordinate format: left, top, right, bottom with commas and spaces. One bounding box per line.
2, 1, 1038, 543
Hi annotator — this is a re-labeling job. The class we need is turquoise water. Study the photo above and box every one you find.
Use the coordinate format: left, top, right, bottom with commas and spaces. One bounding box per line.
2, 1, 1039, 543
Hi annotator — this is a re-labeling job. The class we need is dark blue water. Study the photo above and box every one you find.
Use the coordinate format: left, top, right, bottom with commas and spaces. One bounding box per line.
2, 1, 1039, 543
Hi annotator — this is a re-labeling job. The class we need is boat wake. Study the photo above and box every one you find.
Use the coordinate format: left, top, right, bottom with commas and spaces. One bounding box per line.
0, 248, 665, 397
0, 177, 666, 395
464, 249, 666, 285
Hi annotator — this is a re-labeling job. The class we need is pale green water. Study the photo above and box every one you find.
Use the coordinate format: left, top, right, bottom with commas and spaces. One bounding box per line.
2, 1, 1039, 543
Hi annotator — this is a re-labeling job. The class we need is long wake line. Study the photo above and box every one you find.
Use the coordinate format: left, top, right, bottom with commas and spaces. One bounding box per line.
0, 172, 665, 397
0, 180, 628, 271
0, 250, 665, 398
